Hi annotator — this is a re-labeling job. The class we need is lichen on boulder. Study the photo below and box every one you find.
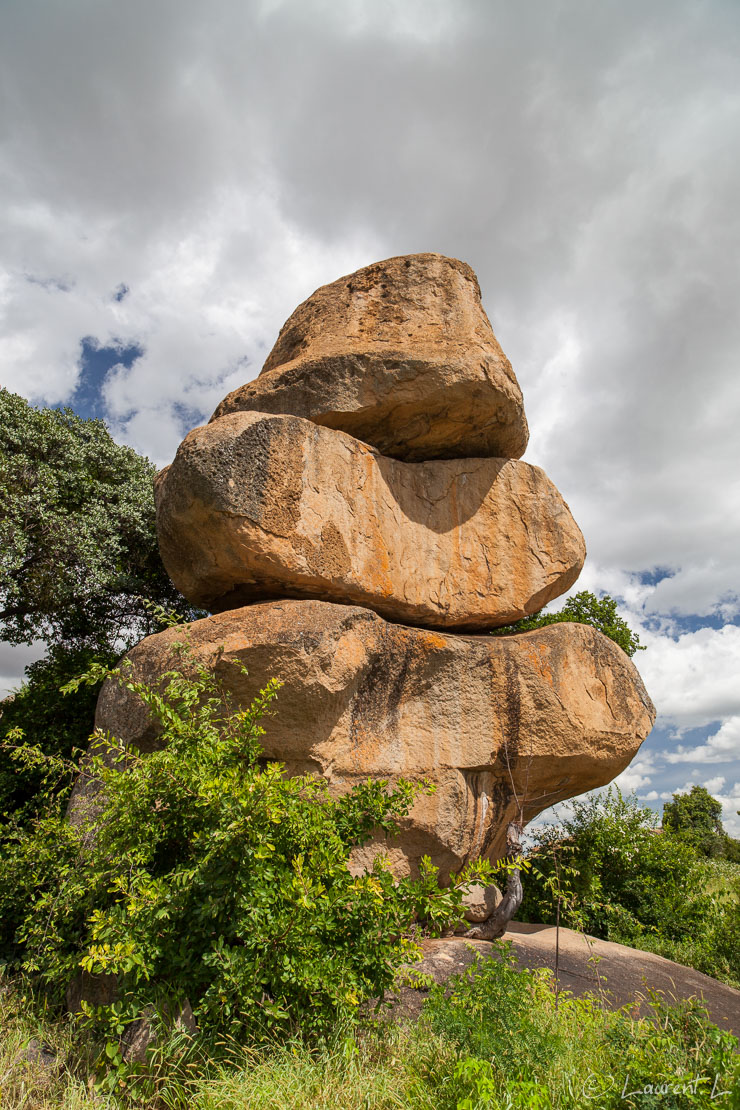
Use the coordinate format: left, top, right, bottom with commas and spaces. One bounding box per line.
82, 601, 655, 882
155, 410, 585, 628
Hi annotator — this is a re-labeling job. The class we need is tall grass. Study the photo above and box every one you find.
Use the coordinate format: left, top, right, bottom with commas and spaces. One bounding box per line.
0, 977, 103, 1109
2, 944, 739, 1110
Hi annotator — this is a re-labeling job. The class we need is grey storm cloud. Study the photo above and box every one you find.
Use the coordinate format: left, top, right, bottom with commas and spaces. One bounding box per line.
1, 0, 739, 810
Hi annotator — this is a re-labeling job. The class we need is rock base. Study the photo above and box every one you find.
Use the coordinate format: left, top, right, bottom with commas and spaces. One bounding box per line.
77, 601, 655, 881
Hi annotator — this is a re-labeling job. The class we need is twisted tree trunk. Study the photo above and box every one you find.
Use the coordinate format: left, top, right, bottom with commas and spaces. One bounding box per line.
465, 820, 524, 940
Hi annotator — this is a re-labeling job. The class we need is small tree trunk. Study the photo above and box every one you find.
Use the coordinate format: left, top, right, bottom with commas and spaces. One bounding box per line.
554, 893, 561, 1010
466, 821, 524, 940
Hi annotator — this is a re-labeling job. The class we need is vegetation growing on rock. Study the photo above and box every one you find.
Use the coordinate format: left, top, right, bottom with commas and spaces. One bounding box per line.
0, 648, 493, 1054
2, 943, 738, 1107
520, 788, 740, 988
491, 589, 645, 657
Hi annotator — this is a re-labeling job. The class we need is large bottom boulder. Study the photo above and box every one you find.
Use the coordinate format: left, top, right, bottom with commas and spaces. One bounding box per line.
79, 601, 655, 881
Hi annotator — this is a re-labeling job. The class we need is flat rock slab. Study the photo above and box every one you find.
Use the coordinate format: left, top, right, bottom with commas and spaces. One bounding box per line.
211, 253, 528, 462
84, 601, 655, 881
391, 927, 740, 1040
156, 411, 584, 629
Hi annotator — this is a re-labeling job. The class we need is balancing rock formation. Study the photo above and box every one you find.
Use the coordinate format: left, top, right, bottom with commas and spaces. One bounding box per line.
91, 253, 655, 884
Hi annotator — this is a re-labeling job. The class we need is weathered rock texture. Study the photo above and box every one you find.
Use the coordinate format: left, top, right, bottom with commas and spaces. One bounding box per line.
121, 1000, 197, 1065
74, 252, 655, 917
461, 884, 503, 924
155, 411, 585, 629
86, 601, 655, 882
211, 253, 528, 462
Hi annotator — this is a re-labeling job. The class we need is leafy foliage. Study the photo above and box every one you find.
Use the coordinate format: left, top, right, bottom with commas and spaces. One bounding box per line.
0, 391, 203, 826
520, 789, 705, 940
4, 943, 739, 1109
0, 388, 197, 651
663, 785, 740, 860
0, 649, 491, 1056
417, 946, 739, 1110
520, 788, 740, 988
491, 590, 644, 657
0, 645, 115, 822
664, 785, 723, 839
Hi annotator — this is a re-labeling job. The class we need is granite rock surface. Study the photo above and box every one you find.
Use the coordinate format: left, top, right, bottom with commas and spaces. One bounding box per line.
81, 601, 656, 881
211, 253, 528, 462
155, 411, 585, 629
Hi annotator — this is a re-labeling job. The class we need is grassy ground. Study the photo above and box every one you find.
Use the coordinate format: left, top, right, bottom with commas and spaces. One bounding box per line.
0, 979, 98, 1109
2, 943, 739, 1110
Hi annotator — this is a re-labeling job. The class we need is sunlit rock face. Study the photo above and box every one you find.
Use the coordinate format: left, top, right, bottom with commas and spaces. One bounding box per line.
155, 410, 585, 628
87, 602, 655, 881
211, 253, 528, 462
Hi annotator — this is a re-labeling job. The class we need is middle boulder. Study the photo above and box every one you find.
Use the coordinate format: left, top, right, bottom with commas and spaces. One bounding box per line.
156, 410, 585, 629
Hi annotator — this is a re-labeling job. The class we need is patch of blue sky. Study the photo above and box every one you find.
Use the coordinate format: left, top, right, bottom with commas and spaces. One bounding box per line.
643, 720, 713, 758
535, 715, 739, 834
173, 399, 209, 430
635, 566, 676, 588
71, 336, 144, 420
24, 273, 73, 293
620, 721, 738, 825
642, 611, 740, 637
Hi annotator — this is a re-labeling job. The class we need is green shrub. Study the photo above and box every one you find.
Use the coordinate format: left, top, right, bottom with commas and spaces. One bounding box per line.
3, 946, 739, 1109
0, 647, 489, 1059
634, 872, 740, 988
419, 946, 565, 1097
416, 946, 740, 1110
520, 789, 740, 988
520, 789, 706, 940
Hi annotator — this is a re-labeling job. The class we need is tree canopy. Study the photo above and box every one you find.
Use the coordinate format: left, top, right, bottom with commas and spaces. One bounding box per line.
492, 590, 644, 657
0, 390, 202, 821
0, 645, 114, 821
519, 787, 740, 986
661, 784, 739, 860
0, 388, 195, 652
663, 785, 723, 838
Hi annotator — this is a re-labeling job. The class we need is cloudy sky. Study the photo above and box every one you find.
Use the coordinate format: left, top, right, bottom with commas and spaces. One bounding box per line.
1, 0, 739, 832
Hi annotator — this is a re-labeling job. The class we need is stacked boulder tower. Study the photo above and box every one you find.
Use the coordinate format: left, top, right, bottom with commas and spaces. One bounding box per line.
93, 254, 655, 884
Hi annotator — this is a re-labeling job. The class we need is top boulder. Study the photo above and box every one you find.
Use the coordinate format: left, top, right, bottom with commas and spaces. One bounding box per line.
211, 253, 529, 462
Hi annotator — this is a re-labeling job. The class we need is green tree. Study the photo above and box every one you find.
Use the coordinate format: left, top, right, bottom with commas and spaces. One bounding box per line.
0, 389, 201, 821
0, 646, 115, 821
663, 785, 728, 858
520, 788, 706, 941
492, 590, 644, 657
520, 788, 740, 987
0, 388, 194, 651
